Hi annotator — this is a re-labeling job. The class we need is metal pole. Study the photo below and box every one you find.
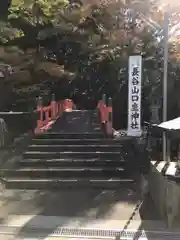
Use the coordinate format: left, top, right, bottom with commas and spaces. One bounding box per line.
162, 12, 169, 162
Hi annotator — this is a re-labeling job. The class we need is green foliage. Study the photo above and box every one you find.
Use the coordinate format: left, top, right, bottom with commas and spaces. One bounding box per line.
10, 0, 69, 24
0, 21, 24, 43
1, 0, 180, 126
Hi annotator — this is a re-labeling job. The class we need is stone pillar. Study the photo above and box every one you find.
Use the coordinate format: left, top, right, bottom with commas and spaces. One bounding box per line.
150, 104, 160, 155
150, 104, 160, 124
102, 94, 106, 105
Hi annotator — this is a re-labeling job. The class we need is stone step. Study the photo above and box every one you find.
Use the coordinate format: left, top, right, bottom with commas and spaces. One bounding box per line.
36, 132, 105, 139
31, 138, 122, 145
90, 122, 101, 125
90, 120, 100, 123
27, 144, 122, 152
19, 158, 127, 168
1, 167, 130, 178
23, 151, 121, 159
2, 178, 135, 189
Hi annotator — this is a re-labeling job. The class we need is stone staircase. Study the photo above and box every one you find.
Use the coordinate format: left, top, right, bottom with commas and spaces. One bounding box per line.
0, 110, 136, 189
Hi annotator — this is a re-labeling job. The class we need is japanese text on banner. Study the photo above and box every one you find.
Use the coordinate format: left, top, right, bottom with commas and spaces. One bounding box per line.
131, 66, 140, 130
127, 55, 142, 136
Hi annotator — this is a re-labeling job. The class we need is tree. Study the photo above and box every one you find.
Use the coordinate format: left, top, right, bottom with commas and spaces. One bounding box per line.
0, 0, 180, 127
0, 0, 11, 19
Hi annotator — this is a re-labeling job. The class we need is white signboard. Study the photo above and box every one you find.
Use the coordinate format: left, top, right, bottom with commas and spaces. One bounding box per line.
127, 55, 142, 137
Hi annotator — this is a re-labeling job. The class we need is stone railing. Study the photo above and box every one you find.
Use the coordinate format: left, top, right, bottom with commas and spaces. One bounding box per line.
0, 118, 8, 148
0, 111, 38, 148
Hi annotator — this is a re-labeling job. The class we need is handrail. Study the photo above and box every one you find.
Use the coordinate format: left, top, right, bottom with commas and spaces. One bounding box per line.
97, 94, 113, 137
0, 97, 75, 142
35, 96, 74, 134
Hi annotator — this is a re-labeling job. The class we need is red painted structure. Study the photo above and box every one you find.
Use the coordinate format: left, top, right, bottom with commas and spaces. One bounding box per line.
35, 95, 73, 134
34, 93, 113, 136
97, 100, 107, 124
97, 95, 113, 137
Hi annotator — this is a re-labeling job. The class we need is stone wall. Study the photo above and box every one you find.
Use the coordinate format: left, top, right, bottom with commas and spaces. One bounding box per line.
0, 118, 8, 148
0, 112, 38, 148
148, 161, 180, 229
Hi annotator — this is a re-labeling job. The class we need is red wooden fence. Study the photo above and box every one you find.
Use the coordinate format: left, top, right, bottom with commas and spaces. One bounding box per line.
35, 95, 73, 134
34, 93, 113, 136
97, 95, 113, 137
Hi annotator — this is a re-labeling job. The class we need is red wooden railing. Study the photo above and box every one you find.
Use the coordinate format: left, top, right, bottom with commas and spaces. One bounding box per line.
97, 94, 113, 137
35, 94, 73, 134
34, 93, 112, 135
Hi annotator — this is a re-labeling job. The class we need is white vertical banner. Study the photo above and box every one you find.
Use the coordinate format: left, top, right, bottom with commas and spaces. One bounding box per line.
127, 55, 142, 137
